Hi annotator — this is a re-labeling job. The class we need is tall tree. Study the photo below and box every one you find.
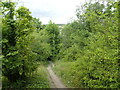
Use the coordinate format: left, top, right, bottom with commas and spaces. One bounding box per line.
2, 1, 37, 82
45, 21, 60, 61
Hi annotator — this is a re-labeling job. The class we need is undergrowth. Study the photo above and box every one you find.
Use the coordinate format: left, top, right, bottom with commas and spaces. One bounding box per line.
53, 60, 76, 88
2, 63, 50, 89
53, 60, 119, 88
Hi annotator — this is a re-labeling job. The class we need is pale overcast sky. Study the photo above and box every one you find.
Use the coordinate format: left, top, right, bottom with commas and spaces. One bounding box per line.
16, 0, 86, 24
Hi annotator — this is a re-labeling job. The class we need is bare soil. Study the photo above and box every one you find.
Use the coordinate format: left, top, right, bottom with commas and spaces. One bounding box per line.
47, 62, 66, 88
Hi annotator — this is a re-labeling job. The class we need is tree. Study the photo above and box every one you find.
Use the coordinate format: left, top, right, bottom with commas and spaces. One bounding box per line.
45, 21, 60, 61
30, 30, 52, 62
57, 0, 119, 88
2, 1, 37, 82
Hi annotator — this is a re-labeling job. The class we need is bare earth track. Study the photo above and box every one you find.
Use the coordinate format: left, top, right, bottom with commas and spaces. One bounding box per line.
47, 62, 66, 88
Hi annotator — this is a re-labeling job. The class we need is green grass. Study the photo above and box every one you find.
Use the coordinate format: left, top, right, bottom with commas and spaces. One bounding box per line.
53, 60, 119, 88
2, 63, 50, 89
53, 60, 79, 88
26, 65, 50, 88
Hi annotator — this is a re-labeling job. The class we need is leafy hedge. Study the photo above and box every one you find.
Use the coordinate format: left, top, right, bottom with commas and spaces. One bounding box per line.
55, 1, 119, 88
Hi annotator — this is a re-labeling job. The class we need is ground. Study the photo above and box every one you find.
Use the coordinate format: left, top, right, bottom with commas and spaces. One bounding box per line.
47, 62, 66, 88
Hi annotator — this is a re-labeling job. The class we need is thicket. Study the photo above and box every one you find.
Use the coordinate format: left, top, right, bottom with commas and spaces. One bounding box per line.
1, 0, 119, 89
1, 0, 59, 88
55, 0, 119, 88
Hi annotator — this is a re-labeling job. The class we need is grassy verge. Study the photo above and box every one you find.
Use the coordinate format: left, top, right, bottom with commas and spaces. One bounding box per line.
26, 64, 50, 88
2, 63, 50, 89
53, 60, 119, 88
53, 60, 79, 88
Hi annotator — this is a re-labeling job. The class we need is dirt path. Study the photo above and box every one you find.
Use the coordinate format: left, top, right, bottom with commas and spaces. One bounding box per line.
47, 62, 66, 88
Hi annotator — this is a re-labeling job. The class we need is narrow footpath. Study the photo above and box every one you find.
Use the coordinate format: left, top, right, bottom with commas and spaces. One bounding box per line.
47, 62, 66, 88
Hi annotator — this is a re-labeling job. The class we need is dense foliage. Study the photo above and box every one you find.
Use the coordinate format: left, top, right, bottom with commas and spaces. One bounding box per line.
2, 2, 36, 82
1, 0, 119, 89
54, 0, 119, 88
1, 0, 60, 88
1, 0, 50, 88
45, 21, 60, 61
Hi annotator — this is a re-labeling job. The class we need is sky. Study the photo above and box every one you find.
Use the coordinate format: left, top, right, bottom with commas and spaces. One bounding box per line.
15, 0, 86, 24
